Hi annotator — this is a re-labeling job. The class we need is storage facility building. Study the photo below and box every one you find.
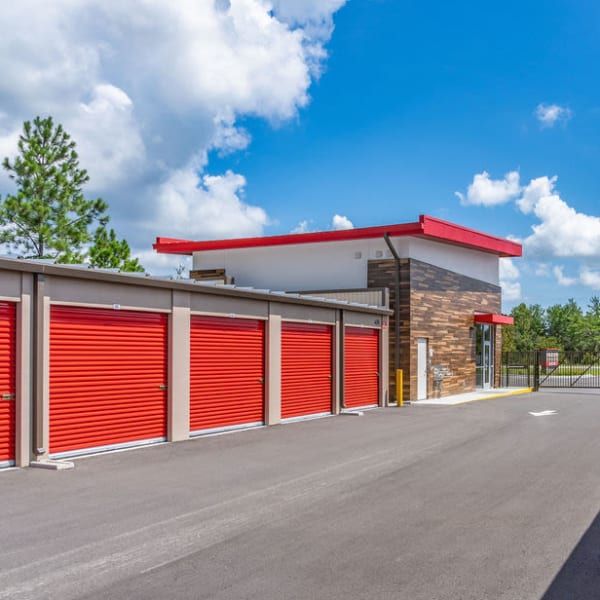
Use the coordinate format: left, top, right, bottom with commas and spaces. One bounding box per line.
0, 258, 389, 468
154, 215, 522, 403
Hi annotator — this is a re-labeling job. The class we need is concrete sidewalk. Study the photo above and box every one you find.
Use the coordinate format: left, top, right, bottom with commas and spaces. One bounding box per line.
412, 386, 533, 406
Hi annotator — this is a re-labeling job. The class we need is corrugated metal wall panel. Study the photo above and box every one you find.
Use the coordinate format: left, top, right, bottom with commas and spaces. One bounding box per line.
49, 306, 168, 455
190, 316, 265, 433
281, 322, 333, 419
0, 302, 16, 465
344, 326, 380, 408
297, 289, 388, 308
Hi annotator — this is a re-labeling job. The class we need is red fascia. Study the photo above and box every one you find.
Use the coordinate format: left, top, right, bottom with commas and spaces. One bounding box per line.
474, 313, 514, 325
153, 214, 522, 258
419, 216, 521, 257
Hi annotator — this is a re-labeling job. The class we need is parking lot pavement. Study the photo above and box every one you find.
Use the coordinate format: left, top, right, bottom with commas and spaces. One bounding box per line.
1, 390, 600, 599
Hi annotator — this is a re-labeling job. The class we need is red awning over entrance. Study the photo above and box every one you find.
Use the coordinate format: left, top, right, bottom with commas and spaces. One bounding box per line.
474, 313, 514, 325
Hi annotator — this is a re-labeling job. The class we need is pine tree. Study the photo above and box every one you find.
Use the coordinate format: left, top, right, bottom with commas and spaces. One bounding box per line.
88, 226, 144, 272
0, 116, 107, 261
0, 116, 143, 272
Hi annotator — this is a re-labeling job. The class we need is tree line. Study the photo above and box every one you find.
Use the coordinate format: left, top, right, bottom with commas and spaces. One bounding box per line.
503, 298, 600, 354
0, 116, 143, 271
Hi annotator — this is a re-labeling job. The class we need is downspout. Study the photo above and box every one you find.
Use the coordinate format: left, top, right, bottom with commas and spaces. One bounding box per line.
383, 233, 401, 404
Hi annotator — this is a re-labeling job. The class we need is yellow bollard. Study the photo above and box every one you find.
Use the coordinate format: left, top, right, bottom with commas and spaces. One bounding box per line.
396, 369, 403, 406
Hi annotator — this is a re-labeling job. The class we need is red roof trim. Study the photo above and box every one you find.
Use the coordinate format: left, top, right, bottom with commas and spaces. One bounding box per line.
153, 214, 522, 258
474, 313, 514, 325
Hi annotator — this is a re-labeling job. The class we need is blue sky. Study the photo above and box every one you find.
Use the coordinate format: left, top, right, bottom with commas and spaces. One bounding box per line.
1, 1, 600, 311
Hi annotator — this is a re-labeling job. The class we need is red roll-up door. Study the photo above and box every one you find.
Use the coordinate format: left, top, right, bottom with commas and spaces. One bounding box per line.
281, 322, 333, 420
190, 316, 265, 433
0, 302, 16, 465
344, 326, 380, 409
49, 306, 168, 456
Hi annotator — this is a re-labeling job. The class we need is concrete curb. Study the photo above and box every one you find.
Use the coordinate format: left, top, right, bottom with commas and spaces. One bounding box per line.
453, 387, 535, 405
30, 460, 75, 471
413, 387, 534, 407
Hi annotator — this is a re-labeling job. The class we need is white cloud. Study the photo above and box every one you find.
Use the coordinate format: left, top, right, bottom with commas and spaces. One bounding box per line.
152, 166, 269, 240
499, 258, 521, 302
459, 168, 600, 298
535, 103, 572, 128
211, 113, 251, 156
521, 180, 600, 258
459, 171, 600, 260
455, 170, 520, 206
501, 280, 521, 302
553, 265, 577, 287
500, 258, 519, 280
0, 126, 20, 189
535, 263, 551, 277
580, 267, 600, 290
331, 214, 353, 230
133, 250, 192, 278
66, 84, 146, 192
516, 175, 557, 215
0, 0, 347, 265
270, 0, 348, 26
291, 220, 314, 234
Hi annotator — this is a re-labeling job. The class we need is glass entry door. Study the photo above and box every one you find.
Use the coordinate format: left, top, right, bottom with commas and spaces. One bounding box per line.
475, 324, 494, 389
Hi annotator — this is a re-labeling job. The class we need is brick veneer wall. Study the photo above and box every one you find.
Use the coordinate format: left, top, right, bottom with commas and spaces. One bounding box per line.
367, 259, 411, 402
368, 258, 502, 402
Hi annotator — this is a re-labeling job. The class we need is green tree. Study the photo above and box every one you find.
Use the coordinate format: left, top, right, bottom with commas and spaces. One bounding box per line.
581, 296, 600, 353
0, 116, 143, 272
546, 299, 584, 352
0, 116, 107, 261
88, 226, 143, 272
587, 296, 600, 319
508, 303, 547, 352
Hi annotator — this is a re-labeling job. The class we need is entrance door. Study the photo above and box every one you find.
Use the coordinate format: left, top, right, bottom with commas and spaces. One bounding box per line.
476, 324, 494, 389
417, 338, 428, 400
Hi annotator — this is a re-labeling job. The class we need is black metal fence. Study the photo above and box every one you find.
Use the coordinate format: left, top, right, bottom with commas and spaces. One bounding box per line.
501, 351, 600, 389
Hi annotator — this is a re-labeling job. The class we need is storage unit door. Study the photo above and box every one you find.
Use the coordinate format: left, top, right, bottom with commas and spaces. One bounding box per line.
281, 322, 333, 420
50, 306, 168, 456
344, 326, 380, 409
0, 302, 16, 466
190, 316, 265, 434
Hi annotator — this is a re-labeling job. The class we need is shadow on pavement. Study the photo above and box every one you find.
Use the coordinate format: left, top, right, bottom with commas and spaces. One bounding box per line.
542, 510, 600, 599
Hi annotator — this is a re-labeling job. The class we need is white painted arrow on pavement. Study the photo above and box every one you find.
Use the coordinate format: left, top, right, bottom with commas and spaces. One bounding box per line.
529, 410, 557, 417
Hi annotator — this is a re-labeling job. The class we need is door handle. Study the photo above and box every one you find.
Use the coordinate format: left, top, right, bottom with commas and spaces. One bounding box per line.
158, 384, 168, 391
1, 393, 14, 401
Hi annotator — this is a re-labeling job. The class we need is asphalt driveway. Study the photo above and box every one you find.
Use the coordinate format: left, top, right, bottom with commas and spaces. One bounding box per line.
1, 389, 599, 599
